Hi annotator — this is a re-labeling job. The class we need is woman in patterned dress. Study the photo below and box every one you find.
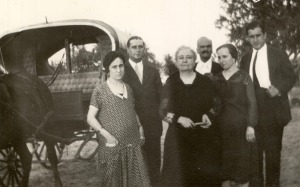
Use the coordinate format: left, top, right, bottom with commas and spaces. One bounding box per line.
214, 44, 258, 187
87, 51, 150, 187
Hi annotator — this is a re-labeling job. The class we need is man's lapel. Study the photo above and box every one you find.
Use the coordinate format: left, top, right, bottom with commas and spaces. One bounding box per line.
267, 46, 275, 80
142, 62, 151, 86
125, 61, 142, 86
244, 52, 252, 73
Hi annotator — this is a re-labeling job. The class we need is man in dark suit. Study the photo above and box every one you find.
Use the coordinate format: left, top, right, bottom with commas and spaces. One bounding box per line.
240, 20, 296, 187
195, 37, 223, 76
123, 36, 162, 186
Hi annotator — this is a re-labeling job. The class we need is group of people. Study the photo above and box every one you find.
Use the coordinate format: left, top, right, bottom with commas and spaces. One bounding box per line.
87, 20, 296, 187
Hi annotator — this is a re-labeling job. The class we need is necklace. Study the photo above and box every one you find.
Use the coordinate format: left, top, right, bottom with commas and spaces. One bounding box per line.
108, 79, 124, 94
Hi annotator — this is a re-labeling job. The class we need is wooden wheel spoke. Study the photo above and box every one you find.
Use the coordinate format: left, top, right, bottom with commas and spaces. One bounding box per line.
1, 170, 9, 181
11, 173, 15, 187
16, 169, 23, 178
0, 150, 7, 157
55, 144, 63, 154
14, 172, 21, 186
0, 165, 8, 172
15, 165, 23, 176
15, 163, 22, 168
5, 173, 11, 186
38, 143, 46, 157
43, 149, 48, 162
0, 159, 7, 163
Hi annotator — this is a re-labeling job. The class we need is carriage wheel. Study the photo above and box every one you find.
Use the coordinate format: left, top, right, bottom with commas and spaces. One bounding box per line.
32, 142, 65, 169
75, 137, 99, 160
74, 130, 99, 160
0, 147, 23, 187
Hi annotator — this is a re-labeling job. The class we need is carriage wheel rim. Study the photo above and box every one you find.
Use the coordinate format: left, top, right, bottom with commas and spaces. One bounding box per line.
0, 148, 23, 187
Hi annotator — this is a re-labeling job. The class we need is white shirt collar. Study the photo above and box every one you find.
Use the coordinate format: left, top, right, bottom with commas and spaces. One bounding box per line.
195, 56, 212, 75
129, 59, 143, 69
128, 59, 143, 81
252, 43, 267, 55
250, 44, 271, 88
106, 79, 128, 99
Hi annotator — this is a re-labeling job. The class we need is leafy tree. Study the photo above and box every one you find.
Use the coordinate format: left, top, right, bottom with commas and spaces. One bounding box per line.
216, 0, 300, 62
163, 54, 178, 76
142, 46, 163, 71
71, 45, 101, 73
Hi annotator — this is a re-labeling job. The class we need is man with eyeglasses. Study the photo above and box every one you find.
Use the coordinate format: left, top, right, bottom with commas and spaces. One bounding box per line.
123, 36, 162, 186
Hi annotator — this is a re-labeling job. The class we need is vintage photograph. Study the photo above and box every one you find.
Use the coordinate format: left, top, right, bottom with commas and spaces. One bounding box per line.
0, 0, 299, 186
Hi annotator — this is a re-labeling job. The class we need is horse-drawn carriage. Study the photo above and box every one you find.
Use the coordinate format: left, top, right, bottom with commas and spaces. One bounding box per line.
0, 19, 129, 187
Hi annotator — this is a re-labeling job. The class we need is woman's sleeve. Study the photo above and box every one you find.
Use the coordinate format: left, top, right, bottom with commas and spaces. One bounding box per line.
90, 85, 102, 110
245, 75, 258, 127
206, 78, 222, 121
159, 78, 179, 123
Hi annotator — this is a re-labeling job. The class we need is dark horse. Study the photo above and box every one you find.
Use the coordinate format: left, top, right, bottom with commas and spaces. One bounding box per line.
0, 72, 63, 187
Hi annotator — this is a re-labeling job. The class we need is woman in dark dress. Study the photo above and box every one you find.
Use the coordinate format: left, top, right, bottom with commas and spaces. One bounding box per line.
87, 51, 150, 187
214, 44, 258, 187
160, 46, 222, 187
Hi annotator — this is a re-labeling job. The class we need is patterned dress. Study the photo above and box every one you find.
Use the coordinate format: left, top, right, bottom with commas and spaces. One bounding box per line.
90, 82, 150, 187
214, 70, 258, 183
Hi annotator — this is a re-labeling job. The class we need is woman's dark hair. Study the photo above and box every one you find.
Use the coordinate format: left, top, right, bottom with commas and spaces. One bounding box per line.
103, 51, 125, 73
216, 44, 238, 61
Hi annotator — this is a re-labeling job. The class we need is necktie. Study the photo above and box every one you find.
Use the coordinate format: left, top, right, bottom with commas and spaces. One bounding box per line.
134, 64, 142, 83
252, 51, 260, 87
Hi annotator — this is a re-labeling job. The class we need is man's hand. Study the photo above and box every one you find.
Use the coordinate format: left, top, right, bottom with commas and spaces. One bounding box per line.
267, 85, 281, 97
246, 126, 256, 142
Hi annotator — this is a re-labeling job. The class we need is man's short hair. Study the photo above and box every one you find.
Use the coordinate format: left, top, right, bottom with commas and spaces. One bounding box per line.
127, 36, 145, 47
245, 20, 265, 35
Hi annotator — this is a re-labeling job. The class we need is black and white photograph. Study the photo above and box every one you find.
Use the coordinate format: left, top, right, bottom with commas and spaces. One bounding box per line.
0, 0, 299, 186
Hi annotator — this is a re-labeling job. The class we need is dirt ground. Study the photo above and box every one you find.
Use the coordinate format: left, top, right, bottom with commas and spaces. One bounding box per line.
29, 107, 300, 187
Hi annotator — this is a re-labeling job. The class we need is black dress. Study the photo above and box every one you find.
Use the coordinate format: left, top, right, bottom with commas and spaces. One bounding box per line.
214, 70, 258, 183
160, 72, 222, 186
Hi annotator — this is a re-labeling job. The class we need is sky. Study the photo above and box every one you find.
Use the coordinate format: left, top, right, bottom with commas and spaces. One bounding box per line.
0, 0, 229, 61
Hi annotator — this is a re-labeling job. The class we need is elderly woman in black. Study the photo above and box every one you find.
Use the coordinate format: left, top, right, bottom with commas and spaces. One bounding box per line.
160, 46, 222, 187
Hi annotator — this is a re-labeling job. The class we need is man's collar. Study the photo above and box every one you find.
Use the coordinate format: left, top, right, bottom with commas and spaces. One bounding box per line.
129, 59, 142, 64
253, 43, 267, 54
129, 59, 143, 69
197, 56, 212, 65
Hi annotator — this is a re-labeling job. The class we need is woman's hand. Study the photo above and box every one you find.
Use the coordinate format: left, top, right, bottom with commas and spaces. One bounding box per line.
177, 116, 195, 128
139, 126, 145, 145
201, 114, 212, 129
99, 129, 118, 147
246, 126, 256, 142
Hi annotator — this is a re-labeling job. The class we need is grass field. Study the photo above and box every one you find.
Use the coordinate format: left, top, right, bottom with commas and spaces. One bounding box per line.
29, 107, 300, 187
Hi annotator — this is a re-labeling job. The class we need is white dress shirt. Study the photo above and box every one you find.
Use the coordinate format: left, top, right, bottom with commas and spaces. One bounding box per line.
129, 59, 143, 82
195, 56, 212, 75
249, 44, 271, 89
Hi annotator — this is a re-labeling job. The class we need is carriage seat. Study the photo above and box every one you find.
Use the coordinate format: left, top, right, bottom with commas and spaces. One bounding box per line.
38, 71, 101, 100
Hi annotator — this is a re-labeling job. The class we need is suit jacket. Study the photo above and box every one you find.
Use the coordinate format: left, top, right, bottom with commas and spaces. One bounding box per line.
240, 45, 296, 126
194, 61, 223, 75
123, 61, 163, 133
